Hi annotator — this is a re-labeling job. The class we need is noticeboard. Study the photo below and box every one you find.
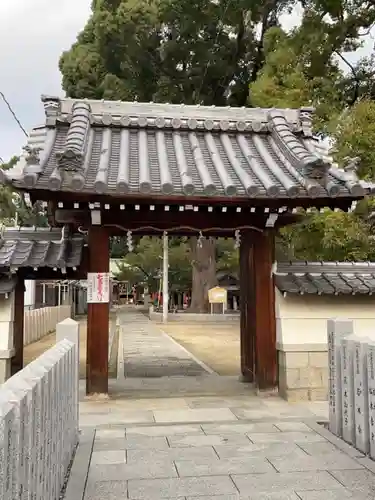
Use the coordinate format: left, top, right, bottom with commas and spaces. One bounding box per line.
208, 286, 227, 304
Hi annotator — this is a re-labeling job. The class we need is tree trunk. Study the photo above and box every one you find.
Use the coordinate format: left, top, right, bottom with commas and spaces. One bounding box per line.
190, 237, 217, 313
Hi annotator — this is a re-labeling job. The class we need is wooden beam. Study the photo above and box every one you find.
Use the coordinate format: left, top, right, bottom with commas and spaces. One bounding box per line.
11, 278, 25, 376
86, 226, 110, 396
239, 230, 277, 390
53, 208, 299, 233
23, 187, 356, 212
16, 265, 88, 281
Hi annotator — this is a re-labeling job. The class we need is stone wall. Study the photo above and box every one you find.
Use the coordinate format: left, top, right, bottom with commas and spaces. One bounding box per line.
278, 344, 328, 401
0, 338, 79, 498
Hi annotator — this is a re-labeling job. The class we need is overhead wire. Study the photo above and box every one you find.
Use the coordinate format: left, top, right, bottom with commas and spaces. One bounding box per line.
0, 91, 28, 137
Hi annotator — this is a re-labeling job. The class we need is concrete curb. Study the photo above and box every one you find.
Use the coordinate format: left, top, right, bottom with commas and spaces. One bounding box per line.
117, 324, 125, 381
63, 429, 95, 500
303, 419, 366, 460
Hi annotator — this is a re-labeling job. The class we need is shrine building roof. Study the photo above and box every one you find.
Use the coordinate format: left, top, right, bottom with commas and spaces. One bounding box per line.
0, 276, 17, 296
1, 96, 373, 204
275, 261, 375, 296
0, 227, 85, 272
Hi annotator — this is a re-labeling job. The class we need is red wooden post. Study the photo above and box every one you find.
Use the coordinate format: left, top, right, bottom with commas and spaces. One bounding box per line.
253, 231, 277, 390
11, 277, 25, 376
86, 226, 110, 395
239, 231, 255, 382
239, 230, 277, 390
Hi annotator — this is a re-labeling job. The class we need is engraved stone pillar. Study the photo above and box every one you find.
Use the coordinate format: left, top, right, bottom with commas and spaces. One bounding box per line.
340, 335, 356, 445
367, 341, 375, 460
0, 400, 15, 500
327, 318, 353, 437
354, 338, 370, 454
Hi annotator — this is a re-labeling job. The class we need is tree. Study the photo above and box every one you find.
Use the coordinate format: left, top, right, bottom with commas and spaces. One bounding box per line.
115, 236, 192, 292
280, 209, 375, 261
60, 0, 296, 311
60, 0, 375, 300
249, 11, 375, 262
0, 157, 48, 227
333, 100, 375, 181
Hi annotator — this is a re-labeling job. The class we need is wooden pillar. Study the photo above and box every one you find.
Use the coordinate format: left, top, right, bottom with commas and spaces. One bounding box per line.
86, 226, 110, 395
239, 231, 255, 382
11, 277, 25, 376
239, 230, 277, 390
253, 231, 277, 390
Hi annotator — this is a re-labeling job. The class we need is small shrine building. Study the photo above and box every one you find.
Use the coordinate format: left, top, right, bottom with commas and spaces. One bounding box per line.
1, 96, 373, 395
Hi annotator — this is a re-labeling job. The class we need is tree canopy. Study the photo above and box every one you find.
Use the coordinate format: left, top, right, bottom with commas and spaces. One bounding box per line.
60, 0, 375, 284
114, 236, 239, 292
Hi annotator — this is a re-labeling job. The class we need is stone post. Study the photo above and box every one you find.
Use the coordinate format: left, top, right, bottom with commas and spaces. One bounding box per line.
367, 341, 375, 460
56, 318, 80, 362
56, 318, 80, 440
0, 293, 15, 384
354, 337, 370, 454
327, 318, 353, 437
340, 335, 357, 445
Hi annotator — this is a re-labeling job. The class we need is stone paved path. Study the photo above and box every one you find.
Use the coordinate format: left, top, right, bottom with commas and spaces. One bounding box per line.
119, 310, 208, 378
67, 311, 375, 499
67, 394, 375, 500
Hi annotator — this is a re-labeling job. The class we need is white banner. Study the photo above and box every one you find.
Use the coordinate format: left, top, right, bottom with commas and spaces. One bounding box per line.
87, 272, 110, 303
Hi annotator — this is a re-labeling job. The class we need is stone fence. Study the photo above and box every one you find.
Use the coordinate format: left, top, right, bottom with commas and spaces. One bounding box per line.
24, 305, 71, 345
0, 338, 79, 499
328, 318, 375, 459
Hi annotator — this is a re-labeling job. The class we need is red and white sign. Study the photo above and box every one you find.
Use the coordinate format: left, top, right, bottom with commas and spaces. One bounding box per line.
87, 272, 110, 303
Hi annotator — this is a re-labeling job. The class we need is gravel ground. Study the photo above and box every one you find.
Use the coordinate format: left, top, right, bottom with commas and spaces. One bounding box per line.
159, 322, 241, 376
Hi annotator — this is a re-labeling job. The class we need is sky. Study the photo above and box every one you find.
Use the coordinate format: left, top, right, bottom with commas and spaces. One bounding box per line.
0, 0, 373, 163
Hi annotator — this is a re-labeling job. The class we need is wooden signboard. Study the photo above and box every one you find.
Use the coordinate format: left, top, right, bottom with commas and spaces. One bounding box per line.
208, 286, 227, 314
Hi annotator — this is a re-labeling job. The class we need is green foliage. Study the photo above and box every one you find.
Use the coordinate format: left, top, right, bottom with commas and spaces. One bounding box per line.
114, 236, 240, 289
216, 239, 239, 274
60, 0, 375, 268
249, 5, 375, 262
0, 157, 48, 227
280, 210, 375, 261
249, 27, 343, 131
115, 236, 192, 291
60, 0, 295, 107
332, 100, 375, 180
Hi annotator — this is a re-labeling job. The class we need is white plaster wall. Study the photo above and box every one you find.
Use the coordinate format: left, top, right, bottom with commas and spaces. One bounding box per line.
24, 280, 36, 309
276, 290, 375, 346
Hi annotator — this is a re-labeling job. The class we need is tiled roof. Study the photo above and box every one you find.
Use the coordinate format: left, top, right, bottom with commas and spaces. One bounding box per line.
275, 261, 375, 295
1, 96, 373, 202
0, 277, 17, 295
0, 227, 85, 270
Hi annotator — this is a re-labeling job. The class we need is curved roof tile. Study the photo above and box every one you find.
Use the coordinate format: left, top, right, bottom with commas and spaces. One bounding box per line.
1, 97, 373, 202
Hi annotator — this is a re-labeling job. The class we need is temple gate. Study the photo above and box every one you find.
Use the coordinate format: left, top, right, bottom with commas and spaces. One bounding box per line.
0, 96, 372, 395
